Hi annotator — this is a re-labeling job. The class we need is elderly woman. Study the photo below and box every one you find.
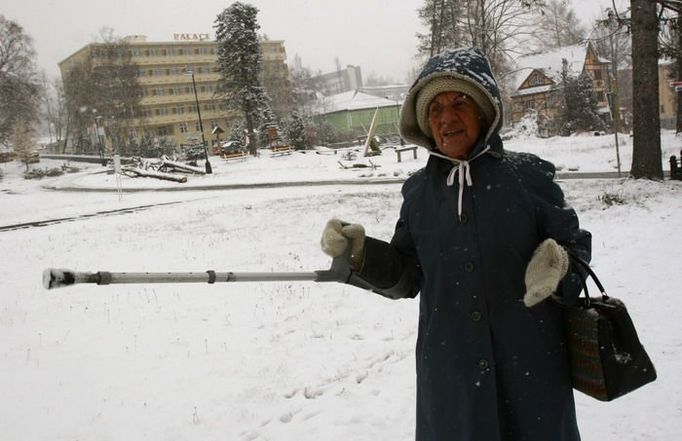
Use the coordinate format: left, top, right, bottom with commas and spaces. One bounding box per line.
321, 48, 591, 441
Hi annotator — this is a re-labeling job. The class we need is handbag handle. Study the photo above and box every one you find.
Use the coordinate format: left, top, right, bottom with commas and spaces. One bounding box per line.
568, 253, 609, 305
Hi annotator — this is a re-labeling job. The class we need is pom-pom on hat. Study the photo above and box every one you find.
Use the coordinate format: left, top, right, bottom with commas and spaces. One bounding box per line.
415, 76, 496, 139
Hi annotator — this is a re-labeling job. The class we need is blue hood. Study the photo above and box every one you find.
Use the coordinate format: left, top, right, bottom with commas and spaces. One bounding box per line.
399, 48, 503, 157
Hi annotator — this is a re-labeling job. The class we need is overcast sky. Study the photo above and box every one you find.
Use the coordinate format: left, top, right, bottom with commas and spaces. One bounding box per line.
4, 0, 628, 83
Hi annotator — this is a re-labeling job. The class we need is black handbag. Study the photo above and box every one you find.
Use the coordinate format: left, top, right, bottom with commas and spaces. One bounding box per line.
563, 255, 657, 401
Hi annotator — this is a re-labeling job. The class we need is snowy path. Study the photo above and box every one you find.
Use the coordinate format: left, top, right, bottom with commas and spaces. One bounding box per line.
1, 165, 681, 439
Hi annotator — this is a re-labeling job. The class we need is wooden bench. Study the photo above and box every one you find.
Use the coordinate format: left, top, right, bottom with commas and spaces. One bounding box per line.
271, 145, 293, 156
395, 146, 418, 162
222, 151, 249, 161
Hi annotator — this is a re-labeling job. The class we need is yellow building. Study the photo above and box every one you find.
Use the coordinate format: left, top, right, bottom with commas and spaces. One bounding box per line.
59, 35, 290, 149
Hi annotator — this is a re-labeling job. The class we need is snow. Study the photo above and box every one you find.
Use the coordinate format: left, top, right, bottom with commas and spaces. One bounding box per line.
318, 91, 399, 114
1, 131, 682, 440
509, 44, 589, 91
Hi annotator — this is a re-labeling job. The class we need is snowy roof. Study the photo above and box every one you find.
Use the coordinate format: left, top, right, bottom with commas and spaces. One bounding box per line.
317, 90, 398, 115
512, 84, 554, 97
508, 44, 589, 91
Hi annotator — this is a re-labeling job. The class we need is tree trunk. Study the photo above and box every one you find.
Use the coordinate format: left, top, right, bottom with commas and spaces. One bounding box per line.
630, 0, 663, 179
161, 159, 206, 174
677, 16, 682, 133
121, 167, 187, 183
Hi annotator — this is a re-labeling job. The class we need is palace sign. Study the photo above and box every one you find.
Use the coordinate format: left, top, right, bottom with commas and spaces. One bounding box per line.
173, 33, 210, 41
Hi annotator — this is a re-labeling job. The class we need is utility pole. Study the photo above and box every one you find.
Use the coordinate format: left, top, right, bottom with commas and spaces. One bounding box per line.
185, 69, 212, 174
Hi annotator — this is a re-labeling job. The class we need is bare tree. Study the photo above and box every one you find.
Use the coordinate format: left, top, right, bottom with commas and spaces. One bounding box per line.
0, 15, 41, 146
535, 0, 587, 49
11, 120, 34, 171
61, 31, 142, 155
40, 74, 68, 146
416, 0, 546, 74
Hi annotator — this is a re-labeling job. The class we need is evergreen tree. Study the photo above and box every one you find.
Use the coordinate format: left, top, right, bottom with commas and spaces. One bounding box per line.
214, 2, 271, 154
258, 105, 281, 147
228, 119, 246, 144
283, 112, 308, 150
11, 120, 34, 171
556, 59, 605, 135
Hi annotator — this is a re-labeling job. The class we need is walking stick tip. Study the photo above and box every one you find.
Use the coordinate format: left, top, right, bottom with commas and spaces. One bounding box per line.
43, 268, 76, 290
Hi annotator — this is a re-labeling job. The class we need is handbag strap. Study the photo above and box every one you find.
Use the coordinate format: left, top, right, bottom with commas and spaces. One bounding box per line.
568, 253, 609, 303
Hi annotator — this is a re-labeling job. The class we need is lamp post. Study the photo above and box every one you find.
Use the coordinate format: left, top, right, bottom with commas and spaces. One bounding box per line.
184, 69, 212, 174
94, 114, 106, 166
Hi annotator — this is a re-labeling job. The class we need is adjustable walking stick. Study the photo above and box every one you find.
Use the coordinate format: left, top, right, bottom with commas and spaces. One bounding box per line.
43, 253, 371, 291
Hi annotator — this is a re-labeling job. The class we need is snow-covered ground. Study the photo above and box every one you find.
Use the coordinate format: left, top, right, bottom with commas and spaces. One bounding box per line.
1, 132, 681, 440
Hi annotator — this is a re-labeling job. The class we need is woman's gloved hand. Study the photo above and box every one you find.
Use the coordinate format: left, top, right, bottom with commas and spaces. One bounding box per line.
523, 238, 569, 307
320, 218, 366, 270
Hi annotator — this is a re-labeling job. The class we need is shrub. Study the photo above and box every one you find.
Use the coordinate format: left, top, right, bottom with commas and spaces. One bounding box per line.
598, 192, 626, 207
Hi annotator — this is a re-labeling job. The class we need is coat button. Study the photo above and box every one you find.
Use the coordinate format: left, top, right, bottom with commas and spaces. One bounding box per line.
459, 213, 468, 224
478, 359, 489, 369
471, 310, 482, 322
464, 262, 475, 272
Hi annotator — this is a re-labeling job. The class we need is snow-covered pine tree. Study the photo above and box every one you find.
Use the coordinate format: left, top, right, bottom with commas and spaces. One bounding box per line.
258, 104, 280, 148
228, 119, 246, 144
573, 71, 606, 133
556, 59, 605, 136
283, 111, 307, 150
214, 2, 269, 155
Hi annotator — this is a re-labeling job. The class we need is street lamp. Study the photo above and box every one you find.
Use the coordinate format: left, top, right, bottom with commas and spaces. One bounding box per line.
184, 68, 212, 174
94, 113, 106, 166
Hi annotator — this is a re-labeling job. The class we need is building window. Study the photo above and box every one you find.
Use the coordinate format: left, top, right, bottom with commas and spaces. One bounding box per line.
661, 104, 666, 114
179, 122, 189, 133
195, 122, 201, 132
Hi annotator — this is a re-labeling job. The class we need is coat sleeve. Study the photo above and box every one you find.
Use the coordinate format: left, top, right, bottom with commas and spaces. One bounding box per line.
350, 180, 423, 300
523, 156, 592, 303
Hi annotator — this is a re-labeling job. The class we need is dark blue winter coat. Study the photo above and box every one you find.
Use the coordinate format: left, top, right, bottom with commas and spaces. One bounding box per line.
354, 49, 591, 441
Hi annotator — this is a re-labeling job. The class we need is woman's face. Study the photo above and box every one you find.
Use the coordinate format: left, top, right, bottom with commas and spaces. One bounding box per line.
428, 91, 482, 159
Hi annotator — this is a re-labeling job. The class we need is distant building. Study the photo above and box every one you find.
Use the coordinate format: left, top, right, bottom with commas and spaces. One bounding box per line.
316, 90, 400, 140
616, 61, 678, 130
309, 65, 363, 95
59, 35, 290, 148
507, 43, 611, 137
359, 84, 409, 103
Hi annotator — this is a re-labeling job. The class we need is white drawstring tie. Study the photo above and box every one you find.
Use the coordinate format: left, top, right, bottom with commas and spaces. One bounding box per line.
429, 146, 490, 220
